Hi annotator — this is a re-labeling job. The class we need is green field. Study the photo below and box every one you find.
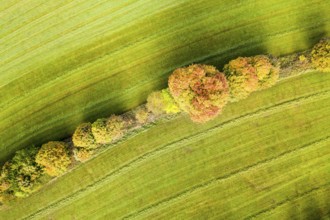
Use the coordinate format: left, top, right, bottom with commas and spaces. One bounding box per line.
1, 0, 330, 219
1, 0, 330, 162
0, 72, 329, 219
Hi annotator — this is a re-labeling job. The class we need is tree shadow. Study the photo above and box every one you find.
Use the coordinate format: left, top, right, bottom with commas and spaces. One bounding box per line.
287, 194, 325, 220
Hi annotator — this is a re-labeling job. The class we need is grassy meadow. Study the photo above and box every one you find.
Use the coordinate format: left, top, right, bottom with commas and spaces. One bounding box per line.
1, 0, 330, 162
0, 0, 330, 219
0, 72, 329, 219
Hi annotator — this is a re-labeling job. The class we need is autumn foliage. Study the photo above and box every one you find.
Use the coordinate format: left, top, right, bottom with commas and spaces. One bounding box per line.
0, 146, 43, 198
35, 141, 71, 177
168, 64, 229, 123
224, 55, 279, 101
72, 123, 97, 149
5, 38, 328, 203
134, 105, 149, 124
92, 115, 127, 144
311, 38, 330, 72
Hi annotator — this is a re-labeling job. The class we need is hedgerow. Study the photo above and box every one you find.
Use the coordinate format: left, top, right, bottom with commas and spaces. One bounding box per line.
36, 141, 71, 177
1, 39, 327, 203
168, 64, 229, 123
311, 38, 330, 72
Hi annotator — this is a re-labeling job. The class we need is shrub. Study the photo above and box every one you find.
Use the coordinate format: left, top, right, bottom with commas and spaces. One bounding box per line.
146, 89, 180, 116
91, 115, 127, 144
72, 123, 97, 149
36, 141, 71, 177
224, 55, 279, 101
168, 64, 229, 123
0, 146, 43, 197
134, 105, 149, 124
73, 148, 93, 162
311, 38, 330, 72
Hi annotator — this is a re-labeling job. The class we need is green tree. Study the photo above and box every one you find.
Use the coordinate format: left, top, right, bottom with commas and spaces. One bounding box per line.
0, 146, 43, 198
36, 141, 71, 177
168, 64, 229, 123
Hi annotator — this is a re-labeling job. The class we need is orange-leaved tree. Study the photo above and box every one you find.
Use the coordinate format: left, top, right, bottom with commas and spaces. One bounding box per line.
224, 55, 279, 102
168, 64, 229, 123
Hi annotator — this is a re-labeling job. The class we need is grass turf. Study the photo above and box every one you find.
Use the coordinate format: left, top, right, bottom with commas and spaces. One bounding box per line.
1, 0, 330, 163
0, 71, 329, 219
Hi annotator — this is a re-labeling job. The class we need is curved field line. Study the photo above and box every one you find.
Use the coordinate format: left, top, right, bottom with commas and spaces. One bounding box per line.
122, 137, 330, 219
0, 0, 143, 61
246, 183, 330, 220
0, 0, 276, 104
0, 20, 327, 137
0, 0, 315, 95
0, 0, 177, 78
0, 0, 32, 16
21, 90, 330, 220
0, 1, 93, 44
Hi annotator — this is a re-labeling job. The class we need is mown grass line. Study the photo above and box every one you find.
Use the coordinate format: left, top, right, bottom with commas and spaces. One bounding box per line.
1, 72, 328, 219
127, 138, 330, 220
0, 24, 328, 161
247, 183, 330, 220
0, 1, 101, 46
121, 137, 330, 219
0, 0, 249, 104
251, 186, 330, 220
220, 159, 330, 219
0, 0, 294, 109
62, 94, 330, 219
19, 91, 330, 220
0, 1, 76, 40
1, 0, 329, 161
0, 0, 178, 81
